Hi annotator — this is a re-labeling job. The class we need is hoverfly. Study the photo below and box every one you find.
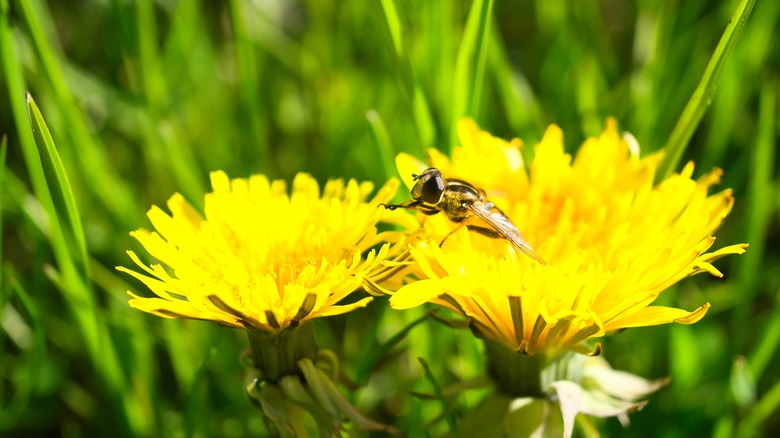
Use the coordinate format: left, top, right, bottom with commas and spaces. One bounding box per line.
381, 168, 546, 265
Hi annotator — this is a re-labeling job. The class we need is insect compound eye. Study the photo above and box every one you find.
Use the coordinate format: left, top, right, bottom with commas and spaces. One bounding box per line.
411, 168, 444, 204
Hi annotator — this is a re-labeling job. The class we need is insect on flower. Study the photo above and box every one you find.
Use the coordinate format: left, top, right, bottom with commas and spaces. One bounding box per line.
381, 168, 546, 265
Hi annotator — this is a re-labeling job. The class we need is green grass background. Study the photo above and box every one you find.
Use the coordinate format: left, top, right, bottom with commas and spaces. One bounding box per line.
1, 0, 778, 436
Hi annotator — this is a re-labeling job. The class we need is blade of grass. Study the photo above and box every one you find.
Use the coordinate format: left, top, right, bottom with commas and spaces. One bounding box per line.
185, 333, 225, 438
1, 8, 140, 426
730, 356, 756, 408
240, 3, 306, 76
41, 262, 146, 433
27, 100, 146, 432
450, 0, 494, 149
571, 2, 610, 136
0, 134, 5, 288
0, 1, 72, 280
375, 0, 435, 150
16, 0, 139, 227
489, 26, 544, 137
135, 0, 204, 202
0, 272, 45, 431
644, 0, 677, 146
27, 95, 89, 280
714, 416, 736, 438
418, 357, 459, 437
420, 0, 455, 131
230, 0, 270, 173
748, 303, 780, 382
164, 321, 198, 393
737, 375, 780, 438
467, 0, 493, 121
738, 76, 777, 363
669, 305, 703, 389
574, 56, 608, 137
734, 76, 780, 372
366, 110, 398, 184
700, 1, 779, 172
655, 0, 756, 181
629, 1, 665, 144
354, 310, 429, 385
90, 257, 159, 432
0, 136, 5, 401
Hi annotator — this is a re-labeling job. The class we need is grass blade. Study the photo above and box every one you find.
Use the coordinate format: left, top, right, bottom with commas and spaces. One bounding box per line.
16, 0, 139, 227
450, 0, 494, 149
656, 0, 756, 180
734, 77, 780, 362
748, 304, 780, 383
737, 376, 780, 437
229, 0, 270, 172
735, 76, 777, 352
366, 110, 398, 184
0, 272, 45, 431
1, 0, 76, 284
376, 0, 435, 150
24, 100, 150, 432
26, 94, 89, 279
135, 0, 204, 202
0, 133, 5, 288
2, 6, 142, 430
185, 334, 224, 438
418, 357, 459, 437
354, 310, 429, 385
489, 28, 544, 137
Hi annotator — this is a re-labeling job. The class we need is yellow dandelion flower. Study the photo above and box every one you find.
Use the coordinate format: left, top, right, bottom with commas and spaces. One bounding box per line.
388, 118, 747, 356
118, 171, 404, 334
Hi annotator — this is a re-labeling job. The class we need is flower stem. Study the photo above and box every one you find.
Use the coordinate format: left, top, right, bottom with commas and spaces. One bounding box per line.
247, 323, 318, 382
483, 337, 547, 398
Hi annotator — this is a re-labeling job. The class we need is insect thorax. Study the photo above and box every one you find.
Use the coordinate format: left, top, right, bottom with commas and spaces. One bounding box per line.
439, 180, 482, 223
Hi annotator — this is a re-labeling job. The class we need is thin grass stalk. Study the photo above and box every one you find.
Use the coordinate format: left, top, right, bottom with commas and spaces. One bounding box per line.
16, 0, 138, 227
376, 0, 436, 151
0, 274, 45, 431
1, 10, 143, 428
135, 0, 205, 202
230, 0, 270, 172
366, 110, 398, 187
734, 76, 777, 347
450, 0, 493, 150
655, 0, 756, 181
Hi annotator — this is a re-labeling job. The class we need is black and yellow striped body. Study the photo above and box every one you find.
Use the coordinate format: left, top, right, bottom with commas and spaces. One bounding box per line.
381, 167, 547, 264
436, 178, 484, 223
382, 169, 483, 223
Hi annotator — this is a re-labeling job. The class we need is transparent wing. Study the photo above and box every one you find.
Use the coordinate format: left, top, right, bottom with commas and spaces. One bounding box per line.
467, 201, 546, 265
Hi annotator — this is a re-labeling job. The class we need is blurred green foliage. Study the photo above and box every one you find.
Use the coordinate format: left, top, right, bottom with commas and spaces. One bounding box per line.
0, 0, 778, 436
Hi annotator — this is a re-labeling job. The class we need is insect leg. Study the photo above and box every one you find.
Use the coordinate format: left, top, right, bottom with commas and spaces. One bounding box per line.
379, 200, 422, 211
440, 218, 500, 247
466, 225, 501, 239
381, 200, 441, 217
439, 222, 467, 247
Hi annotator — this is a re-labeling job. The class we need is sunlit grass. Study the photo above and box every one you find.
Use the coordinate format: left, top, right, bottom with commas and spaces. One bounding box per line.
1, 0, 777, 436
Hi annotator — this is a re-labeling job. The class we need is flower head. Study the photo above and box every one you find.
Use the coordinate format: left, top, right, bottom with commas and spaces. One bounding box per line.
119, 171, 406, 334
389, 119, 746, 355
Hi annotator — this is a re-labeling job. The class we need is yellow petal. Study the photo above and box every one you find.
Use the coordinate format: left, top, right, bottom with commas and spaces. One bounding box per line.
389, 279, 444, 310
313, 296, 374, 318
380, 118, 743, 354
395, 153, 427, 190
605, 303, 710, 330
120, 170, 401, 334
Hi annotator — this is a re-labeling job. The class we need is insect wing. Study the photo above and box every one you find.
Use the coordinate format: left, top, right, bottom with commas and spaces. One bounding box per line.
467, 201, 547, 265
